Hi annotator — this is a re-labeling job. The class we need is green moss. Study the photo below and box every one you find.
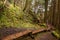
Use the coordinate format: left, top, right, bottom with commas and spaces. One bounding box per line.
40, 23, 47, 28
0, 0, 45, 29
0, 4, 40, 28
52, 30, 60, 38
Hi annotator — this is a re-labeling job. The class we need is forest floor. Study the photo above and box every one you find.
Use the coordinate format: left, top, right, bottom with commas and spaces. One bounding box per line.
14, 32, 58, 40
0, 24, 59, 40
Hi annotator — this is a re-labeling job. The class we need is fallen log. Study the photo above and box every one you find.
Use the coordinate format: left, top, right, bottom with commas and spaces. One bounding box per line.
1, 24, 54, 40
1, 30, 32, 40
32, 24, 54, 34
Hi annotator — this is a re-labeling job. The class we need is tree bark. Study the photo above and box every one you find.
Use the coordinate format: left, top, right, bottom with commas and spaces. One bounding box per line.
44, 0, 48, 23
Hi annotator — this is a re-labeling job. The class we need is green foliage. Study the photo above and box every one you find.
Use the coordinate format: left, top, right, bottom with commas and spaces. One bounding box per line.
52, 31, 60, 38
0, 1, 3, 8
40, 23, 47, 28
0, 0, 45, 29
0, 1, 39, 28
39, 0, 45, 4
0, 1, 24, 27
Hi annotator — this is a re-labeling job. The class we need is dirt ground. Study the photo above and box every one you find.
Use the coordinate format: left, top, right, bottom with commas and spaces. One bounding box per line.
0, 27, 59, 40
14, 32, 58, 40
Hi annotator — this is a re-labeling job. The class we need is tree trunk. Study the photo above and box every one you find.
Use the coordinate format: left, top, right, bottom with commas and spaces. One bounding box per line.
44, 0, 48, 24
